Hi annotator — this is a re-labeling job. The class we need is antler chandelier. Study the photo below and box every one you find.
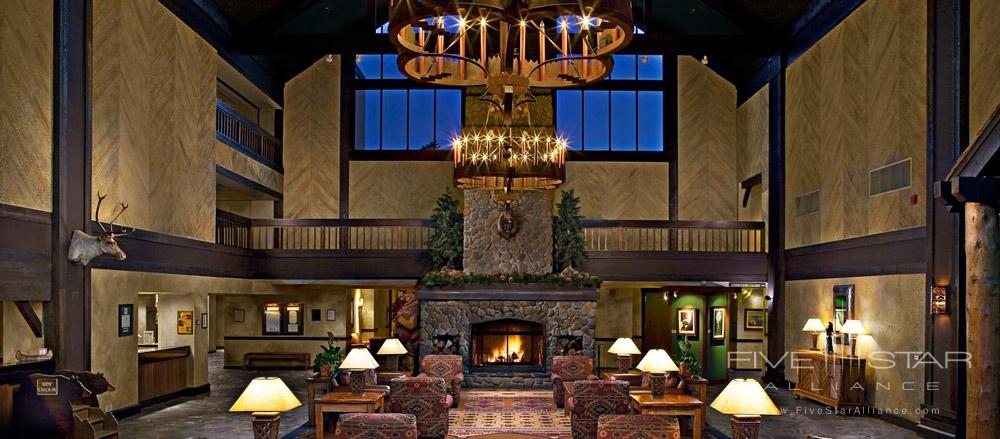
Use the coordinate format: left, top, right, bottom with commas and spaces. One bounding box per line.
453, 129, 567, 191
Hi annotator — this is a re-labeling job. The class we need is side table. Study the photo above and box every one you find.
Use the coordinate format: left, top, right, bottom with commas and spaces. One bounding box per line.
314, 391, 385, 439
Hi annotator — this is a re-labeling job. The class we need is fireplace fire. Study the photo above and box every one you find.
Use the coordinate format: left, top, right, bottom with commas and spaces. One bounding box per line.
471, 319, 544, 369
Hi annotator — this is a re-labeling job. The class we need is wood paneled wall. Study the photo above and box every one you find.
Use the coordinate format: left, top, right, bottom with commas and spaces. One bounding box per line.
560, 162, 669, 220
283, 57, 341, 218
92, 0, 217, 242
678, 56, 739, 221
971, 0, 1000, 137
785, 0, 927, 249
349, 161, 453, 218
737, 86, 769, 228
216, 141, 283, 194
0, 1, 53, 211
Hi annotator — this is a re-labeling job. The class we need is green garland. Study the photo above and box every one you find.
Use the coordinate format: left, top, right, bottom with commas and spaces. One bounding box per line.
420, 269, 602, 288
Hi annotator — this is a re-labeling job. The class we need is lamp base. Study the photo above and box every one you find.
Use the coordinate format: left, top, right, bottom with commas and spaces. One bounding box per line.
349, 370, 365, 395
385, 354, 400, 372
616, 355, 631, 373
730, 415, 761, 439
251, 412, 281, 439
810, 332, 821, 351
649, 373, 666, 399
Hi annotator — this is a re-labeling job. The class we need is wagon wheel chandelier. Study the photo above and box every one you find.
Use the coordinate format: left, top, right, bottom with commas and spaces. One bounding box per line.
388, 0, 634, 191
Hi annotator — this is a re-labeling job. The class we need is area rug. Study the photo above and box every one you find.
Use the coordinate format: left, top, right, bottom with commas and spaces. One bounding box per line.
447, 390, 571, 439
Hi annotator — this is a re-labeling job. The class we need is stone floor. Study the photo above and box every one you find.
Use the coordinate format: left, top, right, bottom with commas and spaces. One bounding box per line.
120, 353, 931, 439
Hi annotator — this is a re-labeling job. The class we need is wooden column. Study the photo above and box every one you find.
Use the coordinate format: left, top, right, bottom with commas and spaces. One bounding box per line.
765, 62, 786, 382
965, 202, 999, 438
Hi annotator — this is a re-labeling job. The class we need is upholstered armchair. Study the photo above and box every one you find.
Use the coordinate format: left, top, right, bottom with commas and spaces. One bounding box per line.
334, 413, 418, 439
609, 372, 686, 394
551, 355, 596, 408
566, 380, 632, 439
418, 355, 464, 407
387, 377, 452, 438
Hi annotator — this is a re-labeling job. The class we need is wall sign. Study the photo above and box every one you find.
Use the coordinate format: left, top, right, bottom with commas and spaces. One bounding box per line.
177, 311, 194, 334
119, 304, 134, 337
36, 377, 58, 396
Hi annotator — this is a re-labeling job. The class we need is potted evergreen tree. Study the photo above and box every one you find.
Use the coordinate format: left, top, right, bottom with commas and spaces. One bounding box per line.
428, 190, 463, 269
553, 190, 586, 272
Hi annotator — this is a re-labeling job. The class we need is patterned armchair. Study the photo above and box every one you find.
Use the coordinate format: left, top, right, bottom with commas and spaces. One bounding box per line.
334, 413, 418, 439
609, 372, 686, 394
567, 380, 633, 439
551, 355, 595, 408
387, 377, 452, 438
418, 355, 464, 407
597, 414, 681, 439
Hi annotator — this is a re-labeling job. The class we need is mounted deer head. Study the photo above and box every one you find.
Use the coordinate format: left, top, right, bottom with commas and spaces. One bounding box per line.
68, 193, 132, 266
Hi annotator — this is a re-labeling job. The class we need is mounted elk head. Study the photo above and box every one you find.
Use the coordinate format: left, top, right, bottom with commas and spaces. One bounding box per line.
68, 193, 132, 265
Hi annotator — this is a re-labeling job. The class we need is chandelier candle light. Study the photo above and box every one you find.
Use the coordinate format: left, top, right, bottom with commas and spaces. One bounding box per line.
636, 348, 679, 399
801, 318, 825, 351
452, 129, 567, 191
340, 348, 381, 395
607, 337, 641, 373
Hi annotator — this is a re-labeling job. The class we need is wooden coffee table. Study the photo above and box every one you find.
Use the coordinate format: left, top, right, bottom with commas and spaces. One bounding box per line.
314, 391, 385, 439
630, 393, 703, 439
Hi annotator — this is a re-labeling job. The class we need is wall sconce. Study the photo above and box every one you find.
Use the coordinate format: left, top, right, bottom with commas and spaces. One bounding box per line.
931, 286, 948, 315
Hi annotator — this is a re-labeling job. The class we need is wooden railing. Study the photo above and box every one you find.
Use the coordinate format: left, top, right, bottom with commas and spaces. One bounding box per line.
581, 220, 765, 253
216, 210, 252, 249
216, 100, 282, 168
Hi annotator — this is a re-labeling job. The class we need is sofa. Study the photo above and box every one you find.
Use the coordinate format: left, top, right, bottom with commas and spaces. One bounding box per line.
551, 355, 596, 408
566, 380, 633, 439
387, 377, 452, 438
333, 413, 418, 439
418, 355, 464, 407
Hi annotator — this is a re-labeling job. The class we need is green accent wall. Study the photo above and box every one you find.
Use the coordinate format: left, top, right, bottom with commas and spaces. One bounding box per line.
668, 294, 705, 374
706, 294, 730, 381
666, 292, 730, 381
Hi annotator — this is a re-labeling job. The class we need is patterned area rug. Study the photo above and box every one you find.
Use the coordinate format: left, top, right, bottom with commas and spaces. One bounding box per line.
447, 390, 571, 439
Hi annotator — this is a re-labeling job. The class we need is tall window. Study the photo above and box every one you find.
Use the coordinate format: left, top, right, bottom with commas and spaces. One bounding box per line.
555, 55, 665, 152
354, 54, 463, 151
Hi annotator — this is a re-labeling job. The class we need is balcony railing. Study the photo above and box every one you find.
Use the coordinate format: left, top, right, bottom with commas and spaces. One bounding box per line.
581, 219, 765, 253
216, 100, 282, 169
216, 213, 764, 254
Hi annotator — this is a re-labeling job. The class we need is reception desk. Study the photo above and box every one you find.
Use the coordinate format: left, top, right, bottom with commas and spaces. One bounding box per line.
138, 346, 190, 402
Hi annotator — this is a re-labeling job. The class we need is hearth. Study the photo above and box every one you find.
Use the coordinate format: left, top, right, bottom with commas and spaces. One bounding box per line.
471, 319, 544, 370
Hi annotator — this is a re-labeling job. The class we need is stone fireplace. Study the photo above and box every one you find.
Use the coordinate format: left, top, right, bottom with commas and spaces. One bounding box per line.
471, 318, 544, 370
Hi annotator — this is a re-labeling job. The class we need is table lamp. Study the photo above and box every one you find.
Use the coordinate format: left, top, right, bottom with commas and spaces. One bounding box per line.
840, 319, 867, 357
635, 348, 679, 398
376, 338, 408, 372
229, 377, 302, 439
801, 318, 825, 351
710, 378, 781, 439
607, 338, 642, 373
341, 347, 380, 395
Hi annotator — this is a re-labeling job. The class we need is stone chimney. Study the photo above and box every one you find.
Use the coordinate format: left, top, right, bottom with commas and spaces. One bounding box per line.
462, 191, 553, 275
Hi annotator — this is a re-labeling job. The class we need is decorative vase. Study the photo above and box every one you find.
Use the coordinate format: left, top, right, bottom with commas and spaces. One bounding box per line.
319, 364, 332, 377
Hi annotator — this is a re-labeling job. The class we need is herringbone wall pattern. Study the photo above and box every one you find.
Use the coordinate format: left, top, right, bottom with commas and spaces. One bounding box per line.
0, 0, 53, 211
92, 0, 217, 242
560, 162, 669, 219
785, 0, 926, 249
283, 57, 341, 218
678, 56, 739, 221
216, 141, 284, 194
736, 86, 769, 246
971, 0, 1000, 137
350, 161, 453, 218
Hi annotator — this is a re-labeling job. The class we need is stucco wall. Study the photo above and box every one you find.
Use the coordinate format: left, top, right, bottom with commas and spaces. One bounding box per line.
970, 0, 1000, 137
2, 301, 45, 361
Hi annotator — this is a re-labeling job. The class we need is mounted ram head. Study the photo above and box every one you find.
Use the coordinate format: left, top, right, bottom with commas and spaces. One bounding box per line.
68, 193, 132, 265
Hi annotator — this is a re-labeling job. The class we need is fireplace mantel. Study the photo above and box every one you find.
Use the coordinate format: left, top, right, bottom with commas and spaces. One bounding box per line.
416, 284, 597, 301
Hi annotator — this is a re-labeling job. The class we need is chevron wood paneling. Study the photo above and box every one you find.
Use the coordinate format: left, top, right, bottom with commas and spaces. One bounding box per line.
0, 0, 53, 211
971, 0, 1000, 137
92, 0, 217, 242
736, 86, 769, 241
677, 56, 739, 221
785, 0, 926, 249
216, 141, 284, 194
349, 161, 453, 218
283, 57, 341, 219
560, 162, 669, 220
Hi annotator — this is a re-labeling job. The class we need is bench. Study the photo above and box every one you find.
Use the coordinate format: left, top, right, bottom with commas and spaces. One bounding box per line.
243, 352, 311, 370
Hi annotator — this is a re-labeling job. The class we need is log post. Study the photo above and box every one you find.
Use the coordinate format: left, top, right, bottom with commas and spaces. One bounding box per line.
965, 202, 999, 438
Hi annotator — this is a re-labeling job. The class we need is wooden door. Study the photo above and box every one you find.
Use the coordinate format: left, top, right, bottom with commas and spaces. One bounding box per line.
643, 289, 671, 350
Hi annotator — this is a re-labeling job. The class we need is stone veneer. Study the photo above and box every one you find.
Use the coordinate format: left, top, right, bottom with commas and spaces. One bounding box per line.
463, 191, 553, 275
418, 293, 596, 388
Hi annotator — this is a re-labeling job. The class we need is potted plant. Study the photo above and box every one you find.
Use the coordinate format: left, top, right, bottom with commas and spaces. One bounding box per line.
675, 335, 701, 378
313, 332, 345, 377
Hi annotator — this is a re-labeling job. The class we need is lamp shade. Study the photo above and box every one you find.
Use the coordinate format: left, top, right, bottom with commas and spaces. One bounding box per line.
635, 349, 679, 373
840, 320, 867, 335
229, 377, 301, 413
801, 319, 825, 333
341, 347, 380, 370
607, 338, 642, 355
710, 379, 781, 416
377, 338, 408, 355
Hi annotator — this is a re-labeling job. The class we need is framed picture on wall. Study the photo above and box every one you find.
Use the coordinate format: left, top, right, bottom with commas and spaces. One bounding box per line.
744, 309, 767, 330
233, 308, 245, 322
177, 311, 194, 334
676, 307, 698, 336
710, 307, 726, 340
118, 304, 134, 337
201, 312, 208, 329
326, 309, 337, 321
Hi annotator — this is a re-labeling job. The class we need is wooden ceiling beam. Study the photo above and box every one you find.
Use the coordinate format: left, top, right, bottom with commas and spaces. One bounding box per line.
14, 301, 43, 339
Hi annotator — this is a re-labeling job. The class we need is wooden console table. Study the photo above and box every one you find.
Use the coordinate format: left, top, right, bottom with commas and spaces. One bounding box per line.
630, 393, 703, 439
792, 350, 866, 411
314, 391, 385, 439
